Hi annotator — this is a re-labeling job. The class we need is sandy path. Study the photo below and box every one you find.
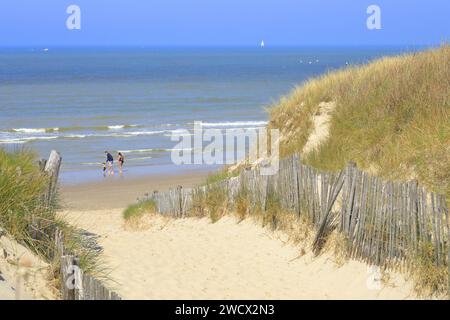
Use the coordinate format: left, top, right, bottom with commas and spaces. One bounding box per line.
63, 209, 415, 300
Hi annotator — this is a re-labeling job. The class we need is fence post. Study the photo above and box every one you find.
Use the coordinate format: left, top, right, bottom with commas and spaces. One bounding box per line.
177, 185, 183, 218
442, 195, 450, 296
54, 228, 64, 258
60, 255, 76, 300
44, 150, 62, 207
73, 257, 83, 300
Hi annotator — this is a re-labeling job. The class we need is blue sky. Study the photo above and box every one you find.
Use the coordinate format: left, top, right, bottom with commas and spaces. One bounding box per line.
0, 0, 448, 46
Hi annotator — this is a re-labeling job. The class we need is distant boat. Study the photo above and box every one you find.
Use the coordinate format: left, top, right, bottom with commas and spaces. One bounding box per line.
260, 41, 265, 48
42, 48, 49, 52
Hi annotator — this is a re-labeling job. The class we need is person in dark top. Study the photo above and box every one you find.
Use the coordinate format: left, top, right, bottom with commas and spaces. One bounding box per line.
118, 152, 125, 175
105, 151, 114, 176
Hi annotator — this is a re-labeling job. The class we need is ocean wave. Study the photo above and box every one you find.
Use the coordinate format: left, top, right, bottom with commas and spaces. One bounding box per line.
120, 148, 164, 153
120, 147, 193, 154
0, 140, 26, 144
62, 131, 164, 139
125, 130, 165, 136
126, 156, 153, 161
107, 124, 138, 130
65, 134, 88, 139
198, 121, 268, 127
59, 124, 140, 132
8, 124, 140, 134
12, 127, 59, 133
0, 136, 58, 144
0, 129, 167, 143
81, 162, 103, 166
164, 133, 194, 137
1, 122, 268, 144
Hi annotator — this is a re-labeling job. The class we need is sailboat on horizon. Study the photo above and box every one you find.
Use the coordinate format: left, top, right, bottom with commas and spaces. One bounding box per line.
260, 40, 265, 48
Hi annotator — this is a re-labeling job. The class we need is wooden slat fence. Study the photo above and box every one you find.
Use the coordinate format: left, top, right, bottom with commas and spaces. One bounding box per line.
146, 153, 449, 290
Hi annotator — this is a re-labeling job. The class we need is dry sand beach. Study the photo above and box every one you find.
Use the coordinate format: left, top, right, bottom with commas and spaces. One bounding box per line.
0, 233, 57, 300
60, 173, 417, 300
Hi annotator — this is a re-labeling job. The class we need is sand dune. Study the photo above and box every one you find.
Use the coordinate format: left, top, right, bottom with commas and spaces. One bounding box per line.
302, 101, 336, 155
0, 234, 57, 300
63, 209, 416, 300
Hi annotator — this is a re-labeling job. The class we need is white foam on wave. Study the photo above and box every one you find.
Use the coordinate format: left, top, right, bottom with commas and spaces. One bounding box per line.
63, 130, 164, 139
164, 133, 194, 137
23, 136, 58, 141
125, 130, 165, 136
171, 148, 194, 151
120, 148, 157, 153
127, 156, 153, 161
12, 127, 59, 133
120, 147, 193, 154
0, 140, 26, 144
107, 124, 138, 130
0, 136, 58, 144
13, 128, 44, 133
108, 125, 125, 130
81, 162, 103, 166
199, 121, 268, 127
66, 134, 87, 139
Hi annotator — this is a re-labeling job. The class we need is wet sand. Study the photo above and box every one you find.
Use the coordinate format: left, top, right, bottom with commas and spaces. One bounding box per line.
60, 170, 211, 210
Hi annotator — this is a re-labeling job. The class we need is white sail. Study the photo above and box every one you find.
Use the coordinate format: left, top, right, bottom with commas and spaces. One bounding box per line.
260, 40, 265, 47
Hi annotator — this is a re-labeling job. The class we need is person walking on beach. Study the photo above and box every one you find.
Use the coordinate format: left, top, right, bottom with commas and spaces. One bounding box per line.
102, 162, 107, 177
118, 152, 125, 175
105, 151, 114, 176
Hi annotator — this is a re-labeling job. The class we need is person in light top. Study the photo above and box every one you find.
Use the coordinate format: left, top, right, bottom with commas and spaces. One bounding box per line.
118, 152, 125, 175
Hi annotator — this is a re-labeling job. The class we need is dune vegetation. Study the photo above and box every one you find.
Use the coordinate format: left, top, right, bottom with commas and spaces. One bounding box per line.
269, 45, 450, 204
122, 199, 157, 230
0, 148, 104, 286
0, 148, 54, 254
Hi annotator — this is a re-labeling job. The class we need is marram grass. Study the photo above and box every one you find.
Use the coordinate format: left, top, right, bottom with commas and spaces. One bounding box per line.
0, 148, 106, 287
269, 45, 450, 203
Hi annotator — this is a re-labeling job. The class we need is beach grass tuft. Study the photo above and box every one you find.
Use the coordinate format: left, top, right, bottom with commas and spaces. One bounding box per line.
0, 148, 48, 240
235, 184, 251, 222
122, 199, 157, 231
191, 182, 228, 223
0, 147, 107, 291
206, 168, 240, 185
123, 199, 157, 221
205, 183, 228, 223
410, 241, 448, 297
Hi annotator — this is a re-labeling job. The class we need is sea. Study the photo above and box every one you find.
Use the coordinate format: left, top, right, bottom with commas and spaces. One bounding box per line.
0, 47, 418, 184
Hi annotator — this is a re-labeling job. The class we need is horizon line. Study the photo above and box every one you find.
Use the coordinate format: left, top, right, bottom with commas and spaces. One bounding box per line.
0, 43, 439, 49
